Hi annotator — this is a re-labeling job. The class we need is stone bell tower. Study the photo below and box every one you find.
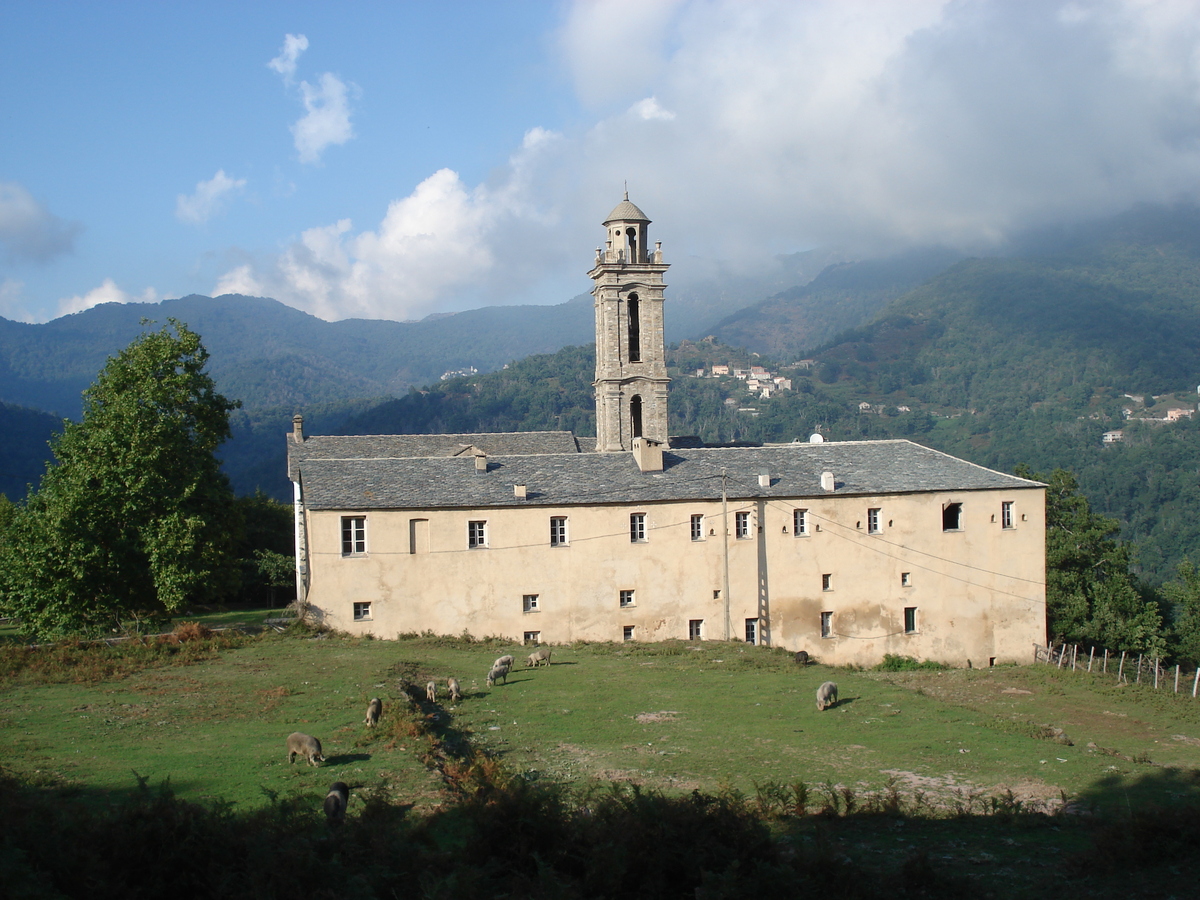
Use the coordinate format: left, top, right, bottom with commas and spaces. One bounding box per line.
590, 192, 670, 452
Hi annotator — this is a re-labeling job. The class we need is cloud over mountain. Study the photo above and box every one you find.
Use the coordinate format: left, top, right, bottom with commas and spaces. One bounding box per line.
0, 181, 82, 264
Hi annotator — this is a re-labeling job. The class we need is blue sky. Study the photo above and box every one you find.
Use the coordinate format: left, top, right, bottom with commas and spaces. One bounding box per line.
5, 1, 1200, 324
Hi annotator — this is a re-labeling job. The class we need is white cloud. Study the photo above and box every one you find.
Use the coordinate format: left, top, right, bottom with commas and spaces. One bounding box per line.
0, 181, 82, 263
0, 278, 35, 323
175, 170, 247, 224
268, 33, 308, 84
292, 73, 355, 164
56, 279, 158, 319
225, 0, 1200, 321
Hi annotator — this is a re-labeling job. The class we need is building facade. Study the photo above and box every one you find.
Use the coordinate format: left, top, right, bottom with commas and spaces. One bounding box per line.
288, 198, 1047, 666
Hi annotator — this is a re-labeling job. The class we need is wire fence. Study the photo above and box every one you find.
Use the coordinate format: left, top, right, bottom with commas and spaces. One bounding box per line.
1034, 642, 1200, 697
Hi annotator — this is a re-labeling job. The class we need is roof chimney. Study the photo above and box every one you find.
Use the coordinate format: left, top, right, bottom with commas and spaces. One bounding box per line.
632, 437, 663, 473
758, 468, 771, 488
292, 414, 304, 443
474, 452, 488, 473
821, 471, 835, 492
514, 484, 527, 499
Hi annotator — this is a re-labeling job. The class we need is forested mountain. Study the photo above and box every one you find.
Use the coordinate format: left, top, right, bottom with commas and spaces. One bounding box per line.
0, 401, 61, 501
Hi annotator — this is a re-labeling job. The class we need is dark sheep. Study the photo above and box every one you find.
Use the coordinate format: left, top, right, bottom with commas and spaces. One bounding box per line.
324, 782, 349, 824
794, 650, 810, 666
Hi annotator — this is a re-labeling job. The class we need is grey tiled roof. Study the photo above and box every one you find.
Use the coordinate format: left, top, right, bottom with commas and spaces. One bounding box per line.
287, 431, 580, 480
604, 199, 650, 223
297, 439, 1042, 511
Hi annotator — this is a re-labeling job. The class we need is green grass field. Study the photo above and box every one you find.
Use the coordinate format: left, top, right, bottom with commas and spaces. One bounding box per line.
3, 631, 1198, 815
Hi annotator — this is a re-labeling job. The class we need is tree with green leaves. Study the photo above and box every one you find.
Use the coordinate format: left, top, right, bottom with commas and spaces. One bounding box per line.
1161, 560, 1200, 666
1018, 466, 1165, 656
0, 321, 240, 637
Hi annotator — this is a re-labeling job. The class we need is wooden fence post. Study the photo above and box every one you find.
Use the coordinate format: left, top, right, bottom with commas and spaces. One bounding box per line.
1103, 648, 1109, 674
1175, 665, 1180, 694
1088, 646, 1094, 673
1072, 645, 1078, 670
1154, 659, 1159, 689
1058, 644, 1066, 668
1118, 651, 1126, 683
1193, 667, 1199, 698
1136, 654, 1143, 684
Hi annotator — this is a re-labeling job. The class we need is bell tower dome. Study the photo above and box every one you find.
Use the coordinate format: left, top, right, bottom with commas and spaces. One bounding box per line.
590, 192, 670, 452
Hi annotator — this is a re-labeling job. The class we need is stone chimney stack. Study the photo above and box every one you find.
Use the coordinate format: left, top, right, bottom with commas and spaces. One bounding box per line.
632, 437, 664, 472
821, 471, 835, 492
292, 414, 304, 443
475, 452, 488, 473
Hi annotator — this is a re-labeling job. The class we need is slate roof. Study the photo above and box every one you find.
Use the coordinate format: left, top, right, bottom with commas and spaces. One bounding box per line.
296, 439, 1043, 511
288, 431, 580, 481
604, 198, 650, 224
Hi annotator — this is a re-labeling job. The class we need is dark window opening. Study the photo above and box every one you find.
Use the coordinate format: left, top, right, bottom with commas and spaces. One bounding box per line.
904, 607, 917, 634
626, 226, 638, 263
942, 502, 963, 531
627, 293, 641, 362
630, 394, 643, 439
745, 618, 758, 645
689, 619, 703, 640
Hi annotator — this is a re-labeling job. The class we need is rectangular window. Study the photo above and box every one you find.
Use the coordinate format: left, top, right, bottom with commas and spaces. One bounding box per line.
524, 631, 540, 645
901, 572, 912, 587
630, 513, 646, 543
820, 611, 833, 638
735, 510, 751, 539
550, 516, 568, 547
623, 625, 635, 642
904, 607, 918, 634
1001, 501, 1014, 529
689, 619, 703, 641
523, 594, 539, 613
821, 573, 832, 592
793, 508, 809, 536
408, 518, 428, 554
691, 514, 704, 541
745, 618, 758, 645
867, 508, 881, 534
341, 516, 366, 556
468, 520, 488, 548
619, 589, 635, 608
942, 502, 963, 531
353, 601, 372, 621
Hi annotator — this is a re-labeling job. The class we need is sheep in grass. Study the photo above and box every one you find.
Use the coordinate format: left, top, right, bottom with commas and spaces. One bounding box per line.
447, 677, 462, 703
364, 697, 382, 727
496, 655, 516, 669
793, 650, 809, 666
816, 681, 838, 711
286, 732, 324, 766
526, 647, 552, 667
324, 782, 349, 824
426, 681, 437, 703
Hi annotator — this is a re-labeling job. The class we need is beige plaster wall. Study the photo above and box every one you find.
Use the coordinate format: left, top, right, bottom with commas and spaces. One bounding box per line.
303, 486, 1046, 667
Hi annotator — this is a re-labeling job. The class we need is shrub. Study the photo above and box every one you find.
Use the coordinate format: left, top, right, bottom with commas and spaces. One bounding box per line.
874, 654, 948, 672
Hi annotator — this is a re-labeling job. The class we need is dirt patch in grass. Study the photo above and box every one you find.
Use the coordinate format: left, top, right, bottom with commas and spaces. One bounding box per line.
634, 710, 680, 723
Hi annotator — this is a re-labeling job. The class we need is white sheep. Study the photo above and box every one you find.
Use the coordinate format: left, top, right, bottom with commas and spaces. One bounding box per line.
526, 647, 552, 667
426, 680, 437, 703
816, 681, 838, 711
447, 677, 462, 702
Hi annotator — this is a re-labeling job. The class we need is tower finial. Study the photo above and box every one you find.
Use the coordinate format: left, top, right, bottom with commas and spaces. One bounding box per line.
624, 181, 628, 201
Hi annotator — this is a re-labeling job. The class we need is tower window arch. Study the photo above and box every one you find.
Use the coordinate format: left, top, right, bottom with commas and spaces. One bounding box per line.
626, 226, 638, 263
627, 293, 641, 362
630, 394, 643, 438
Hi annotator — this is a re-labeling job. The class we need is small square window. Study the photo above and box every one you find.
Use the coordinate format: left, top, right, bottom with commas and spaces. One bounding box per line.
690, 514, 704, 541
820, 611, 833, 638
735, 510, 751, 539
867, 508, 881, 534
689, 619, 703, 640
341, 516, 367, 556
745, 618, 758, 645
353, 601, 372, 621
901, 572, 912, 587
942, 502, 963, 531
904, 607, 918, 634
1001, 501, 1014, 530
550, 516, 568, 547
623, 625, 635, 642
524, 631, 540, 645
793, 508, 809, 536
821, 573, 832, 592
523, 594, 539, 613
468, 520, 488, 549
619, 589, 635, 608
630, 513, 647, 543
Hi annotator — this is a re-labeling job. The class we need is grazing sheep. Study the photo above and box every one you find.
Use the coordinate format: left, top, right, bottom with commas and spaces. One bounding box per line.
286, 732, 325, 766
426, 681, 437, 703
815, 681, 838, 711
447, 677, 462, 702
486, 662, 510, 687
526, 647, 552, 667
324, 781, 349, 824
793, 650, 809, 666
496, 655, 516, 669
364, 697, 382, 727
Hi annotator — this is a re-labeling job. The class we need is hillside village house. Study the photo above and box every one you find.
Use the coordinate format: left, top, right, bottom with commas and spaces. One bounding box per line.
287, 196, 1047, 666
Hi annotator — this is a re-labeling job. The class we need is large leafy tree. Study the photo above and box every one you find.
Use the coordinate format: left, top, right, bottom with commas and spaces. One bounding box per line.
1161, 560, 1200, 666
0, 321, 240, 637
1018, 466, 1165, 656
